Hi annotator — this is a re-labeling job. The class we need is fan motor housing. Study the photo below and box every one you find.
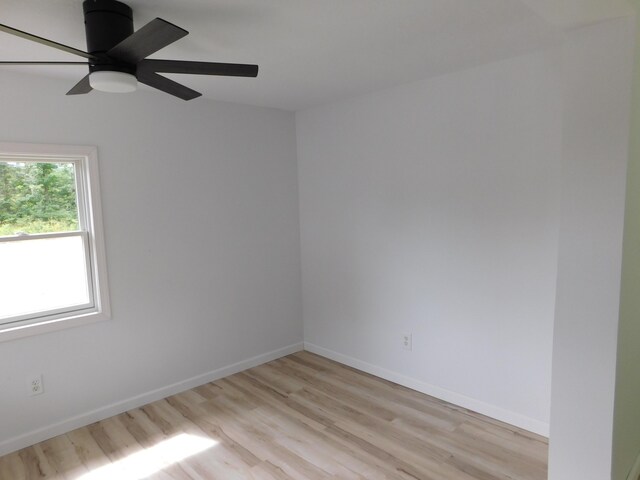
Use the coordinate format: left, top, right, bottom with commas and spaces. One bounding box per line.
83, 0, 134, 73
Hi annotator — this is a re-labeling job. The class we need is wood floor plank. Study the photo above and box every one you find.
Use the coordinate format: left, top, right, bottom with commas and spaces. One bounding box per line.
226, 372, 413, 480
38, 435, 88, 479
18, 446, 58, 480
0, 351, 548, 479
0, 451, 27, 480
65, 428, 112, 474
200, 395, 332, 480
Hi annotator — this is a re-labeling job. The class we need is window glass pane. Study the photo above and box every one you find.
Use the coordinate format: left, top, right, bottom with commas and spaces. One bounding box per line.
0, 236, 91, 321
0, 161, 79, 236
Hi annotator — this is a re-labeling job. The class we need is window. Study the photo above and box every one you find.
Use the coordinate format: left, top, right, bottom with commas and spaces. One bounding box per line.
0, 143, 110, 341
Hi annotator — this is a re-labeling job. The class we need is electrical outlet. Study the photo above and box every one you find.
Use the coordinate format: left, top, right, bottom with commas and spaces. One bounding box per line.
28, 375, 44, 396
402, 333, 412, 351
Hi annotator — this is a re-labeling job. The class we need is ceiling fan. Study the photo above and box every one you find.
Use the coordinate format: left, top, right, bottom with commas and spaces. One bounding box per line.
0, 0, 259, 100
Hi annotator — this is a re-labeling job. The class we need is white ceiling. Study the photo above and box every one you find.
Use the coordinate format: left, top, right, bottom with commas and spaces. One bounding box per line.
0, 0, 633, 111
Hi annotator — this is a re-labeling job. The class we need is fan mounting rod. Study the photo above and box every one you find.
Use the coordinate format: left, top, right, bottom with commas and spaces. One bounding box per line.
84, 0, 134, 59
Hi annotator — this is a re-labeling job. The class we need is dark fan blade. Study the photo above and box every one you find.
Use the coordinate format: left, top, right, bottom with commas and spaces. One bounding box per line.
66, 75, 93, 96
0, 61, 89, 65
0, 24, 96, 60
107, 18, 187, 64
137, 70, 201, 101
138, 60, 258, 78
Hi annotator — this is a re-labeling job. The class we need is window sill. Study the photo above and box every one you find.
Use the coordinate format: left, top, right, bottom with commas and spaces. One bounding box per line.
0, 310, 110, 343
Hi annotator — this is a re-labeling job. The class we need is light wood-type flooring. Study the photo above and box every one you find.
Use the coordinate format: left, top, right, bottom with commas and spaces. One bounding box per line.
0, 351, 548, 479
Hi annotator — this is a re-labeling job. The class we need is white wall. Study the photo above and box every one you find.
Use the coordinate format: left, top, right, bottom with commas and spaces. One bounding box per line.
297, 48, 564, 435
549, 17, 635, 480
0, 72, 303, 454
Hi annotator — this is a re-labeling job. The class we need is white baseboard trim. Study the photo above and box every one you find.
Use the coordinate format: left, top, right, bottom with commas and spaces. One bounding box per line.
304, 342, 549, 437
0, 342, 304, 457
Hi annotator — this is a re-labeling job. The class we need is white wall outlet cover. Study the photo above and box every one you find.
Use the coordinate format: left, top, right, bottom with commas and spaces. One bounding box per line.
28, 375, 44, 396
402, 333, 412, 351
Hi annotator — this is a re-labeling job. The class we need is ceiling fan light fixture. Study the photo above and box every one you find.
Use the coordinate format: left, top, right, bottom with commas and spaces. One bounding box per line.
0, 0, 259, 100
89, 70, 137, 93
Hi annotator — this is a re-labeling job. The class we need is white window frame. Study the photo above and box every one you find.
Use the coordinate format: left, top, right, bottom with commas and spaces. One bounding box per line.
0, 143, 110, 342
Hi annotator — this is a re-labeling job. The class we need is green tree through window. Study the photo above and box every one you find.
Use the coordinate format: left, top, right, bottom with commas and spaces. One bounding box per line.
0, 161, 79, 236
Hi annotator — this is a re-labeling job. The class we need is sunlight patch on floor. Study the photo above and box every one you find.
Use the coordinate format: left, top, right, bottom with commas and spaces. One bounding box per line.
78, 433, 218, 480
